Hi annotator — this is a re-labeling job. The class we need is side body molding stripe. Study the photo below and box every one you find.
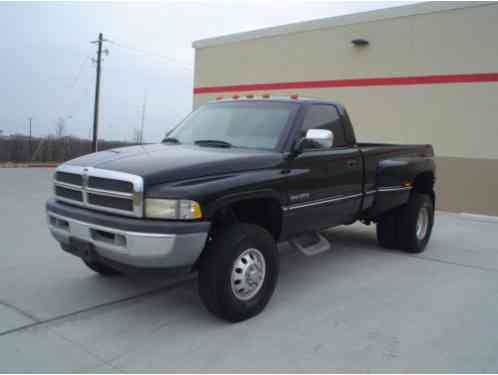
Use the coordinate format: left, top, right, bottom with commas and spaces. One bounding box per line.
282, 186, 412, 211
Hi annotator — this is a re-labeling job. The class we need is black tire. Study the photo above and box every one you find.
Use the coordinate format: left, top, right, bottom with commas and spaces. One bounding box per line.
397, 193, 434, 253
198, 223, 279, 322
83, 259, 122, 276
376, 207, 400, 249
376, 193, 434, 253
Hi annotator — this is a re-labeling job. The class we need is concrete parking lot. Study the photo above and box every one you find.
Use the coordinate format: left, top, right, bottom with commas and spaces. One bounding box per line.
1, 168, 498, 372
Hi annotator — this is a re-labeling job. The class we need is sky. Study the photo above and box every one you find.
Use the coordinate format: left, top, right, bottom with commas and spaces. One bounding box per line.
0, 1, 414, 142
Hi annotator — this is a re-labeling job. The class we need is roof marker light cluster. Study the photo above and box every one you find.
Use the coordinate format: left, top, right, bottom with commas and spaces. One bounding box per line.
213, 94, 303, 102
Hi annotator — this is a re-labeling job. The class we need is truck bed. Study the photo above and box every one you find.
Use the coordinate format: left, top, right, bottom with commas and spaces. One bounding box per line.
354, 142, 435, 219
357, 142, 434, 157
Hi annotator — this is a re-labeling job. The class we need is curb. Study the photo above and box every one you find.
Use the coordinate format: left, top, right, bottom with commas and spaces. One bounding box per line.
0, 163, 60, 168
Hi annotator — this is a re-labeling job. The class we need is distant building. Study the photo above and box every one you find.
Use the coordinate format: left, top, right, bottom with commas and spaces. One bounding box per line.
192, 2, 498, 216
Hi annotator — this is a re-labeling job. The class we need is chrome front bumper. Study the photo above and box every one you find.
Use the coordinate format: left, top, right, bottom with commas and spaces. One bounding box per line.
46, 200, 209, 269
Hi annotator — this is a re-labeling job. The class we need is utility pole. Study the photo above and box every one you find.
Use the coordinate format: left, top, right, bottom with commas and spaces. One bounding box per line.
28, 117, 32, 161
140, 90, 147, 144
91, 33, 108, 153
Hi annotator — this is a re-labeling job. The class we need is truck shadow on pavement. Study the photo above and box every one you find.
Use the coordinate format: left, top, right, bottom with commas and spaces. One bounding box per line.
4, 223, 409, 339
86, 223, 398, 325
3, 224, 439, 371
76, 223, 398, 327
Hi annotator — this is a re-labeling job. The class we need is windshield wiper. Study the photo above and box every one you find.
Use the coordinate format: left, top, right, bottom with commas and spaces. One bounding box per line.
161, 137, 180, 144
194, 139, 232, 148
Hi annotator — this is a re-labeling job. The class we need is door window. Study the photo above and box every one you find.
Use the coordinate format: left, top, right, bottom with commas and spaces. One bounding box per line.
300, 105, 347, 148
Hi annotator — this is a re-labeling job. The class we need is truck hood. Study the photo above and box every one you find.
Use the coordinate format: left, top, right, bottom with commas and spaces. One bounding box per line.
66, 143, 284, 185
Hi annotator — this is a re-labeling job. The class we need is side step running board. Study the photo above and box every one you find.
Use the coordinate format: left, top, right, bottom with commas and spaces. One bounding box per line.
289, 231, 331, 256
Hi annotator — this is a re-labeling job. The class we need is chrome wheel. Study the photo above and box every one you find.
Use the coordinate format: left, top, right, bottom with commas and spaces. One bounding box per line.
416, 206, 429, 240
230, 248, 266, 301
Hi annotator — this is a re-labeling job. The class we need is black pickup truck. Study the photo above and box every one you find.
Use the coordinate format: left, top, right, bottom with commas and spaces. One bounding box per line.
46, 96, 435, 322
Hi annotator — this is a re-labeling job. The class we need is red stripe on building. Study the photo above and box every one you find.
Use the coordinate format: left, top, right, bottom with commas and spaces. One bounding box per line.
193, 73, 498, 94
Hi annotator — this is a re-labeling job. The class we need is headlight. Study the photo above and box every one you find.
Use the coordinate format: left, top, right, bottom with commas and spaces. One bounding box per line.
145, 199, 202, 220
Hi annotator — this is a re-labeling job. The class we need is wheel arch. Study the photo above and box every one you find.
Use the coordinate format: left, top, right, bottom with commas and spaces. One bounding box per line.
412, 170, 436, 206
206, 190, 284, 241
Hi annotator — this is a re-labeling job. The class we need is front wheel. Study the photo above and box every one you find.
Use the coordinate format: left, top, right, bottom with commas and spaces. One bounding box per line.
198, 223, 279, 322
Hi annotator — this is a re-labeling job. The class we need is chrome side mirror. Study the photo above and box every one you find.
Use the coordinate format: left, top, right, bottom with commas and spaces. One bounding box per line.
292, 129, 334, 158
304, 129, 334, 149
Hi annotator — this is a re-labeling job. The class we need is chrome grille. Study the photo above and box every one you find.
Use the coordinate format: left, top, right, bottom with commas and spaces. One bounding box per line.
55, 185, 84, 202
55, 171, 83, 186
87, 176, 133, 193
53, 165, 144, 217
87, 193, 134, 211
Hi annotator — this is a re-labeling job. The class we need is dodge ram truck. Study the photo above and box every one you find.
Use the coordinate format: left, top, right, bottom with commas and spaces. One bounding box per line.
46, 96, 435, 322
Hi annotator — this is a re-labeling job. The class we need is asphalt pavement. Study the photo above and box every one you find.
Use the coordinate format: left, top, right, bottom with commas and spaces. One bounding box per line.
1, 168, 498, 372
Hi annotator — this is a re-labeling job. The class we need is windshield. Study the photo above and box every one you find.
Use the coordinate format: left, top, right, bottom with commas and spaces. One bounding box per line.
167, 101, 298, 150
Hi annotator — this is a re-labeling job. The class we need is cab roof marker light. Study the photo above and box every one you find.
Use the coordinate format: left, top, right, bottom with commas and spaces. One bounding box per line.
232, 95, 240, 100
262, 93, 271, 98
290, 94, 299, 100
216, 96, 223, 100
246, 94, 254, 99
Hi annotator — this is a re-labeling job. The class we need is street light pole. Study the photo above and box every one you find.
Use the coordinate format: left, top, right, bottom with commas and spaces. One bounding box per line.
28, 117, 32, 161
140, 90, 147, 144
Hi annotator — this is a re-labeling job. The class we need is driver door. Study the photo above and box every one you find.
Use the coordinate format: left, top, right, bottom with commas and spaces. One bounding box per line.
283, 104, 363, 236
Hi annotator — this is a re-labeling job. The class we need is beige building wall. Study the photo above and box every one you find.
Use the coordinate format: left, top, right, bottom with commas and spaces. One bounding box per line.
192, 2, 498, 216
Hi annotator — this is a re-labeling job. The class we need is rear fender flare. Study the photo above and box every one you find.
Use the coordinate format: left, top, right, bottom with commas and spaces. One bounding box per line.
376, 158, 435, 188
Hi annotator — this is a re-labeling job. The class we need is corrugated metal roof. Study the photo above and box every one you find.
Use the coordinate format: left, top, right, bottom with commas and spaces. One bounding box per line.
193, 2, 495, 49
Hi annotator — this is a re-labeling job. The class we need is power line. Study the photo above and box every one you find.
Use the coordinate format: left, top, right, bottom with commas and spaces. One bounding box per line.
57, 38, 191, 139
107, 39, 193, 72
108, 39, 190, 65
66, 54, 90, 94
32, 55, 91, 142
57, 54, 93, 118
19, 36, 192, 140
65, 74, 94, 129
11, 51, 92, 139
44, 47, 95, 140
